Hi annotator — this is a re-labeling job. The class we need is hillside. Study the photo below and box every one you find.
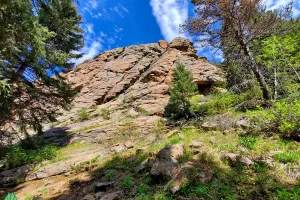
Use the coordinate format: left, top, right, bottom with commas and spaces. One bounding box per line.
0, 38, 299, 200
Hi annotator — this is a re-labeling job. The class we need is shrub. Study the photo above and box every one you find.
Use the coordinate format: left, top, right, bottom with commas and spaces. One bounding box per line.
190, 92, 240, 115
247, 99, 300, 138
120, 175, 134, 190
274, 151, 300, 163
101, 109, 110, 120
165, 63, 198, 119
238, 136, 257, 150
5, 143, 58, 168
136, 184, 150, 195
77, 108, 91, 121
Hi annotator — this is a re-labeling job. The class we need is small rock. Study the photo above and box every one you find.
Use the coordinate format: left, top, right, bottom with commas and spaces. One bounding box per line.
95, 182, 114, 192
100, 191, 122, 200
224, 153, 238, 164
136, 148, 146, 155
95, 192, 104, 199
127, 109, 139, 117
236, 118, 251, 129
158, 40, 169, 49
223, 130, 230, 135
150, 144, 184, 179
189, 141, 203, 148
136, 158, 154, 173
239, 157, 254, 167
82, 194, 95, 200
201, 122, 218, 131
124, 141, 134, 149
110, 145, 126, 153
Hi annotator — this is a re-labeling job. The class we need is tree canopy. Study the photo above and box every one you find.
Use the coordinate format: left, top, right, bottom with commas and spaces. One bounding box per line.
0, 0, 84, 135
183, 0, 295, 101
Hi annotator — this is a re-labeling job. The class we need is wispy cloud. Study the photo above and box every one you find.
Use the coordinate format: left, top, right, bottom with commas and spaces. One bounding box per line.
266, 0, 300, 17
73, 41, 103, 65
86, 23, 95, 35
150, 0, 189, 42
88, 0, 98, 9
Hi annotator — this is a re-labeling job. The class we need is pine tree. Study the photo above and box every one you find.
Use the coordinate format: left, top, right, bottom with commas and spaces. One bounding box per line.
166, 63, 198, 119
183, 0, 294, 101
0, 0, 84, 135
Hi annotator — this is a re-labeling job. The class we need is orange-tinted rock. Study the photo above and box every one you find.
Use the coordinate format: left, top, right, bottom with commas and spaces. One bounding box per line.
62, 37, 225, 115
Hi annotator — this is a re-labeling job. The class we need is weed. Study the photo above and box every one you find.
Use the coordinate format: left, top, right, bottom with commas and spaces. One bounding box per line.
117, 122, 140, 140
104, 170, 116, 181
101, 109, 110, 120
275, 188, 300, 200
238, 136, 257, 150
5, 143, 58, 169
274, 151, 300, 163
138, 107, 151, 116
120, 175, 134, 190
77, 108, 91, 121
136, 184, 150, 195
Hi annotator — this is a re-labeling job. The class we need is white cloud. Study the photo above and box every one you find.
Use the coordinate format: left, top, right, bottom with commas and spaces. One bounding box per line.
86, 23, 95, 35
110, 6, 124, 18
266, 0, 300, 17
150, 0, 189, 42
73, 41, 102, 65
88, 0, 98, 9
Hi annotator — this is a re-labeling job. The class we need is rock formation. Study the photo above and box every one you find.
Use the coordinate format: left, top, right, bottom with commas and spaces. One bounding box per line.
62, 37, 224, 115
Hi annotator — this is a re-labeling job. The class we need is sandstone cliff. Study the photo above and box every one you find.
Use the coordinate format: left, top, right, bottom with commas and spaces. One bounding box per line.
62, 37, 224, 115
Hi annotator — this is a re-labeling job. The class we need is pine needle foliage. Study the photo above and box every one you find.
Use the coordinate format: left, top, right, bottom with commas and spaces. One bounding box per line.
166, 63, 198, 119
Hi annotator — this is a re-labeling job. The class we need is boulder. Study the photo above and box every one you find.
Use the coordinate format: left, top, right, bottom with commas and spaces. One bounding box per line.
150, 144, 184, 179
158, 40, 169, 49
95, 182, 114, 192
223, 153, 254, 167
201, 121, 218, 131
124, 141, 134, 149
100, 191, 122, 200
169, 37, 190, 51
82, 194, 96, 200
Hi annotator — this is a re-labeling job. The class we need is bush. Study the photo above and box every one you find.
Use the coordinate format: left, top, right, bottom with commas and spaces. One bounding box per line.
274, 151, 300, 163
136, 184, 150, 195
5, 143, 58, 168
101, 109, 110, 120
190, 92, 240, 115
247, 99, 300, 138
165, 63, 198, 119
77, 108, 91, 121
120, 175, 134, 190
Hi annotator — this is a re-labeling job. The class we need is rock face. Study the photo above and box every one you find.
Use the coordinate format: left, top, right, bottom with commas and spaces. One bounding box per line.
62, 37, 224, 115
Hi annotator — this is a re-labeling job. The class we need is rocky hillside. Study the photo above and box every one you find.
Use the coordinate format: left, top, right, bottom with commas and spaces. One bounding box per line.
0, 38, 298, 200
62, 37, 224, 115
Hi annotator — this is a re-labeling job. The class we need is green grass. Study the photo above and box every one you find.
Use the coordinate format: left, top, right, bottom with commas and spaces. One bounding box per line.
76, 108, 91, 121
120, 175, 134, 190
238, 136, 258, 150
100, 109, 110, 120
274, 151, 300, 163
5, 143, 58, 169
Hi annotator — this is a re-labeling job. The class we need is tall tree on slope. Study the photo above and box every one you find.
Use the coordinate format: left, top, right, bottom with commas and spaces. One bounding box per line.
183, 0, 293, 100
0, 0, 84, 135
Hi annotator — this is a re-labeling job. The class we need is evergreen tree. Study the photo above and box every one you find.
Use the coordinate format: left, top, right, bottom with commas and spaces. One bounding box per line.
183, 0, 294, 101
166, 63, 198, 119
0, 0, 84, 135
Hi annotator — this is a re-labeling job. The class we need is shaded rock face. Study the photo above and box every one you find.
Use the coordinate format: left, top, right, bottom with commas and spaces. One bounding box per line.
62, 37, 224, 115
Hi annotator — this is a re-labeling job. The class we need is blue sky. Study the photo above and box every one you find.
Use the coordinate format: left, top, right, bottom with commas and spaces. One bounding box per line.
73, 0, 300, 65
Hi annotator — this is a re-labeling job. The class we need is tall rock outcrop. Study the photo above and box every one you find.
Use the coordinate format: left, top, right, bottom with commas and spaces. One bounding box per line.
62, 37, 224, 115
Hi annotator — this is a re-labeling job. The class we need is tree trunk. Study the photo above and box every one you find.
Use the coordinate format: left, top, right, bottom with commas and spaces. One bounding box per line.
239, 38, 273, 100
